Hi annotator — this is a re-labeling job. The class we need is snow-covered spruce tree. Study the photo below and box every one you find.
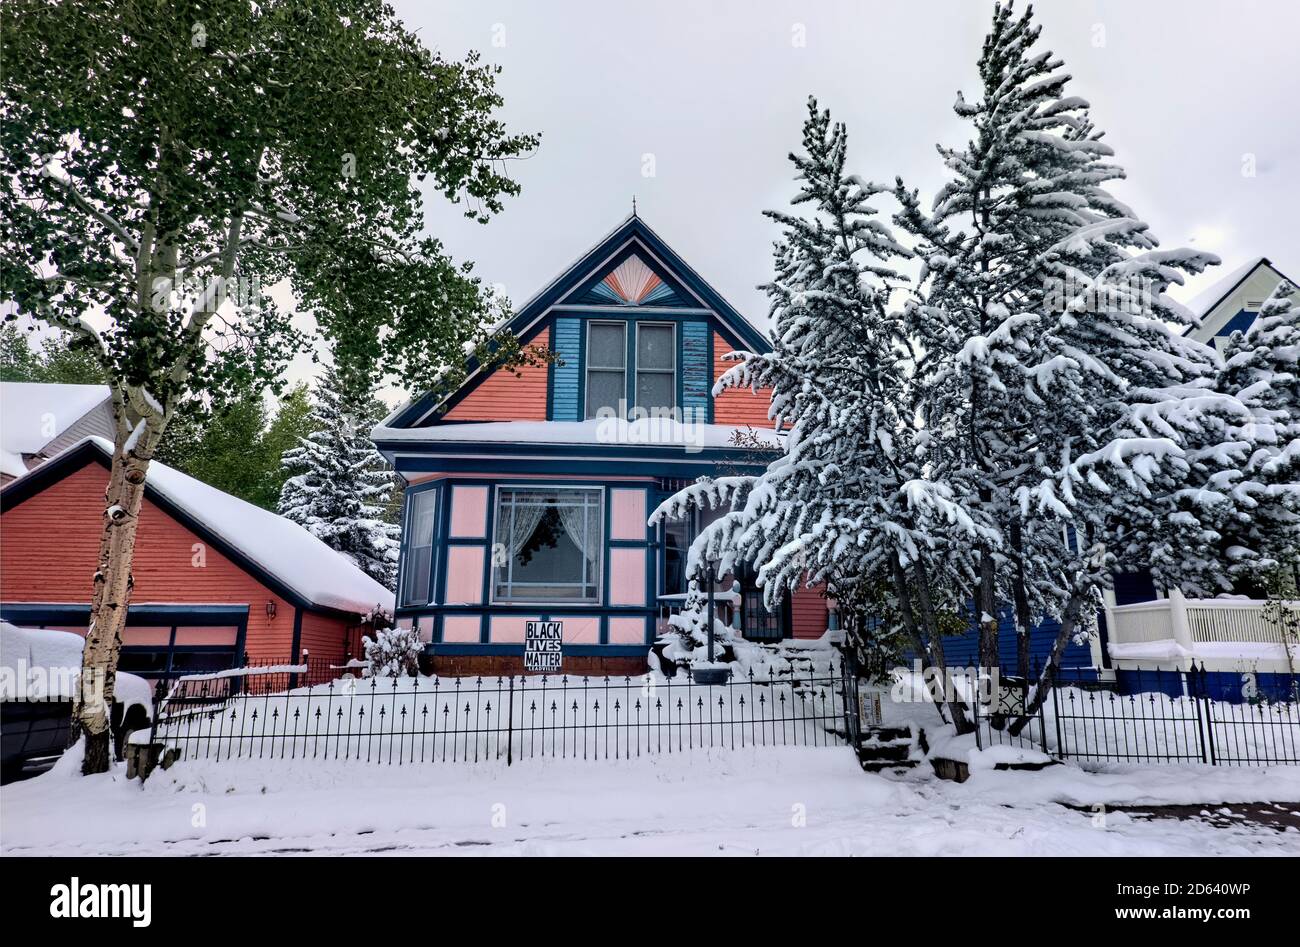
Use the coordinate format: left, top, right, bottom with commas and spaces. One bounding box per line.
893, 1, 1220, 682
1213, 281, 1300, 586
279, 367, 401, 589
652, 98, 991, 730
1, 0, 536, 773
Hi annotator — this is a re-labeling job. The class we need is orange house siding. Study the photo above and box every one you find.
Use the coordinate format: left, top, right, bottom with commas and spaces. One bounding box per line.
0, 463, 350, 665
712, 332, 773, 427
444, 326, 551, 422
790, 584, 829, 640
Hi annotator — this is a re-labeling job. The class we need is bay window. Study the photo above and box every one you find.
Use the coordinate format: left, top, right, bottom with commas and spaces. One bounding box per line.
493, 487, 603, 603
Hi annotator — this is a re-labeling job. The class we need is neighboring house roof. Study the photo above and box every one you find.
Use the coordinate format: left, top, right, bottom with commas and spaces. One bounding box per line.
382, 212, 773, 430
0, 437, 393, 617
0, 382, 113, 478
1181, 256, 1298, 344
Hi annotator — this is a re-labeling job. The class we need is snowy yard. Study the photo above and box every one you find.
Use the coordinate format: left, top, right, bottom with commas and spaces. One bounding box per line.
3, 738, 1299, 856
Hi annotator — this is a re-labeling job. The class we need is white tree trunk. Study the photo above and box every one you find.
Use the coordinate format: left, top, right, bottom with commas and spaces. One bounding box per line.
72, 401, 165, 774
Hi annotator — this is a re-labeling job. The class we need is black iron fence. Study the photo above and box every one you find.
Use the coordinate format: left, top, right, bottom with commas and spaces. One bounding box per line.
972, 664, 1300, 766
146, 661, 853, 766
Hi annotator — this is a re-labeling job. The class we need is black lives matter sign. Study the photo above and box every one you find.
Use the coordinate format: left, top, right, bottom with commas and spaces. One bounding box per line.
524, 620, 563, 672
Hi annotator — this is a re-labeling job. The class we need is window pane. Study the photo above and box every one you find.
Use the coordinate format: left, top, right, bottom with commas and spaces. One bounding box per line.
401, 490, 437, 606
408, 490, 436, 546
636, 372, 674, 412
637, 324, 674, 370
585, 369, 625, 418
588, 323, 626, 368
662, 518, 689, 595
493, 488, 602, 602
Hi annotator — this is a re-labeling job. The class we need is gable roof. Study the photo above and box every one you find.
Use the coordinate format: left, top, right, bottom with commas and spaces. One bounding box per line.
0, 382, 111, 477
1180, 256, 1298, 342
385, 213, 771, 429
1, 437, 393, 617
1184, 256, 1271, 320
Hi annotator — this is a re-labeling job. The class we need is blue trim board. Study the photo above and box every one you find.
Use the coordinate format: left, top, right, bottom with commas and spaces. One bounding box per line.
1, 602, 250, 626
550, 317, 582, 421
680, 320, 711, 416
430, 643, 647, 658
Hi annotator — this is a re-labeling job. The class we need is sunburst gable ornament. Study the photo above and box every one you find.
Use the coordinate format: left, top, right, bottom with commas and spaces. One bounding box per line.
588, 254, 678, 305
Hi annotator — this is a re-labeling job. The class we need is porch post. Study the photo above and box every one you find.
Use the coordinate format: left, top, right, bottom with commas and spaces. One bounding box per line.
1167, 586, 1194, 670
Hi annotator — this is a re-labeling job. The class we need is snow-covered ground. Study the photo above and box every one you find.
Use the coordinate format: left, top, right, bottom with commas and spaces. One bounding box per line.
3, 739, 1299, 856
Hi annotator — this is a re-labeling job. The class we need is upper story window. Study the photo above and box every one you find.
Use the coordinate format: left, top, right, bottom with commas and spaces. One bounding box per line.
492, 486, 602, 603
635, 322, 675, 414
585, 321, 626, 419
399, 488, 438, 607
584, 320, 676, 419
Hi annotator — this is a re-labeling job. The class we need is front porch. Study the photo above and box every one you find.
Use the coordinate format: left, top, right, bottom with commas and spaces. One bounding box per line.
1105, 590, 1299, 676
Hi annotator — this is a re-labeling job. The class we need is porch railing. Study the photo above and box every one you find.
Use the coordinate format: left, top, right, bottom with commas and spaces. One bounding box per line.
1107, 592, 1298, 665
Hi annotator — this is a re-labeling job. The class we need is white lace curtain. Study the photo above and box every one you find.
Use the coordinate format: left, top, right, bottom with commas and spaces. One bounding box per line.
500, 494, 547, 560
498, 489, 599, 576
555, 495, 599, 576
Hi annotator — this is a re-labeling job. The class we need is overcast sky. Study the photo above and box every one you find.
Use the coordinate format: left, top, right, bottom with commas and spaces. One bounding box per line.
391, 0, 1297, 335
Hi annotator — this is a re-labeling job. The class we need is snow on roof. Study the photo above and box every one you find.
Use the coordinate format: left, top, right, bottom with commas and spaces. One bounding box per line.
6, 437, 392, 616
1181, 256, 1268, 319
0, 382, 110, 456
1, 621, 153, 714
372, 418, 783, 451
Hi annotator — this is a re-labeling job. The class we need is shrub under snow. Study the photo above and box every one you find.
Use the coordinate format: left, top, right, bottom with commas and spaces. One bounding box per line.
363, 625, 422, 678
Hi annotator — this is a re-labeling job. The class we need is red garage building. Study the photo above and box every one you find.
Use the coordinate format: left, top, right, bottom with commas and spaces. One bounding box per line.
1, 437, 393, 683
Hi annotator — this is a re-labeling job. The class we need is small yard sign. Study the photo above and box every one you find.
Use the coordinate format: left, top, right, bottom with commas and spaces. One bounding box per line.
524, 620, 563, 672
858, 688, 883, 728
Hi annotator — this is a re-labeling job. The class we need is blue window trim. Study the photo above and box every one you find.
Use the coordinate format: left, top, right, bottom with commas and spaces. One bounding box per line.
397, 481, 441, 609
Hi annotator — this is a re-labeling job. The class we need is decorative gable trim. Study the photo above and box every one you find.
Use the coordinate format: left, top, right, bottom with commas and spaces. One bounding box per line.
564, 249, 691, 308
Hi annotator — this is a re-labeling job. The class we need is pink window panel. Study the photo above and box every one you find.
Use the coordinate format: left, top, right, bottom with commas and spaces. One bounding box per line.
490, 615, 539, 643
609, 489, 647, 541
173, 626, 239, 646
608, 548, 646, 606
448, 485, 490, 538
553, 615, 599, 645
444, 546, 485, 605
441, 615, 482, 643
608, 616, 647, 645
121, 626, 173, 647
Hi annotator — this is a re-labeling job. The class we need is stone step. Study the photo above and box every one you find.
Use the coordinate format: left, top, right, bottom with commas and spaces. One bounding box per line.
857, 742, 911, 763
861, 759, 920, 773
861, 726, 912, 743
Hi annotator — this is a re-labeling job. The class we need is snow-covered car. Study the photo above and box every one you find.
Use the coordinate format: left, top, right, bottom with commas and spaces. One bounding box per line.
1, 621, 154, 781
